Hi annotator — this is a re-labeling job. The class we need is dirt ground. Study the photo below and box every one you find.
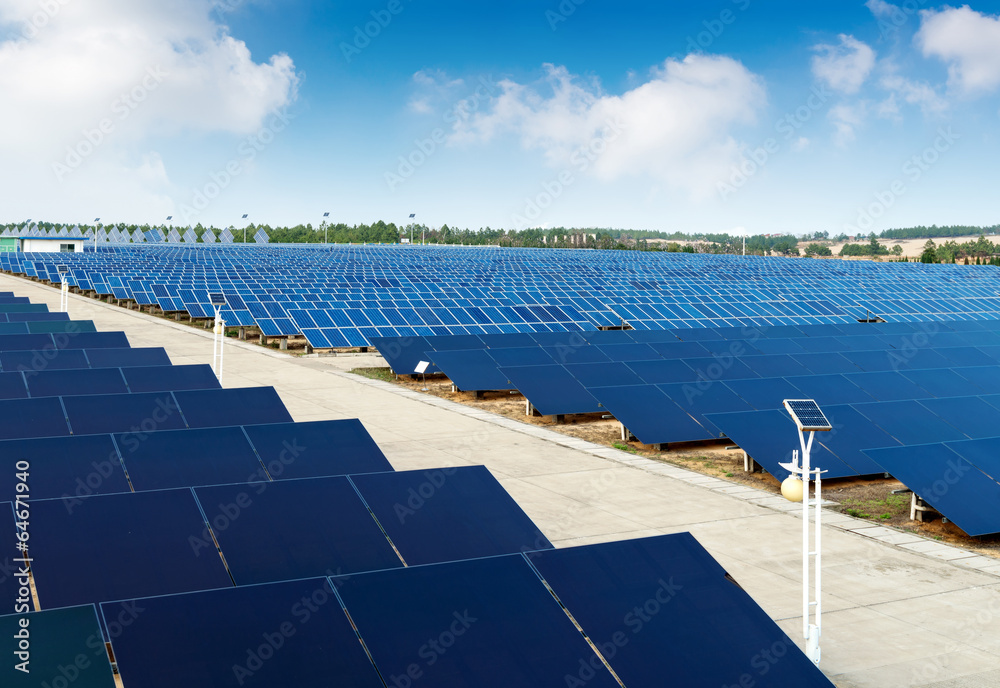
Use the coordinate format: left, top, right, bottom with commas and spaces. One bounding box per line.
353, 367, 1000, 560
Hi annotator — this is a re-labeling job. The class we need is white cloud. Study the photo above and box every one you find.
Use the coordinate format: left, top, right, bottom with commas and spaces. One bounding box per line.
880, 73, 948, 115
811, 34, 876, 94
407, 69, 465, 114
448, 55, 766, 199
828, 103, 867, 145
865, 0, 899, 19
917, 5, 1000, 94
791, 137, 810, 152
0, 0, 298, 219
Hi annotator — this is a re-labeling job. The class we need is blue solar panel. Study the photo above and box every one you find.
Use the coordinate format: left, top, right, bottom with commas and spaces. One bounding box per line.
84, 346, 172, 368
529, 534, 836, 688
115, 426, 263, 491
105, 579, 385, 688
63, 391, 187, 435
122, 363, 220, 392
902, 368, 980, 398
0, 435, 129, 500
1, 348, 90, 372
430, 349, 515, 391
0, 605, 117, 688
173, 387, 292, 428
724, 377, 804, 411
658, 380, 753, 437
0, 397, 69, 439
26, 368, 128, 397
843, 371, 932, 402
590, 384, 712, 444
369, 335, 435, 374
501, 364, 601, 415
625, 359, 697, 384
332, 555, 620, 688
194, 477, 403, 585
917, 396, 1000, 439
938, 346, 998, 367
57, 332, 130, 349
0, 371, 27, 399
242, 419, 392, 480
741, 353, 812, 378
29, 319, 98, 334
593, 342, 661, 361
814, 404, 898, 475
744, 337, 805, 354
863, 444, 1000, 536
350, 466, 552, 565
853, 400, 969, 444
566, 361, 645, 387
683, 356, 759, 381
787, 373, 875, 405
30, 489, 233, 608
946, 437, 1000, 481
647, 341, 710, 359
792, 352, 861, 374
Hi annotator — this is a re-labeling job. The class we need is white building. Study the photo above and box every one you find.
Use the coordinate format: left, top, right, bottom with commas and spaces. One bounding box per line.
20, 237, 86, 253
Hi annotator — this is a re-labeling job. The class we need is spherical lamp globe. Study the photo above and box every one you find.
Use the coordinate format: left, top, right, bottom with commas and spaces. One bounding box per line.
781, 476, 803, 502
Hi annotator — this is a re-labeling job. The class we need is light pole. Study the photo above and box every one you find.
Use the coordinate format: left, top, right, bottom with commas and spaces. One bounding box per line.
322, 211, 330, 244
242, 213, 249, 243
778, 399, 832, 666
209, 292, 227, 383
408, 213, 415, 244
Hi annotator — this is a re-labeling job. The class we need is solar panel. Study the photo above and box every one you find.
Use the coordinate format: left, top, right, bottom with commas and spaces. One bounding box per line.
813, 404, 898, 475
0, 371, 27, 399
194, 477, 403, 584
501, 364, 601, 416
368, 335, 435, 375
332, 555, 621, 688
529, 534, 836, 687
486, 345, 554, 367
0, 397, 69, 439
917, 396, 1000, 439
541, 343, 610, 364
114, 426, 263, 491
863, 443, 1000, 536
242, 419, 392, 479
105, 579, 385, 688
122, 363, 221, 392
430, 348, 516, 391
626, 359, 700, 384
173, 387, 292, 428
589, 384, 712, 444
786, 373, 875, 405
63, 391, 187, 435
565, 361, 645, 387
29, 489, 233, 608
791, 352, 861, 374
783, 399, 832, 431
0, 503, 20, 611
84, 346, 172, 368
0, 605, 117, 688
843, 371, 931, 402
349, 465, 552, 565
853, 400, 968, 444
58, 331, 130, 349
0, 435, 130, 500
946, 437, 1000, 482
726, 378, 804, 411
25, 368, 128, 397
29, 319, 98, 334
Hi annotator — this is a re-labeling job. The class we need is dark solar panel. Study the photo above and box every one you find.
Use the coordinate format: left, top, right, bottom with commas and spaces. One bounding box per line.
0, 371, 27, 399
57, 332, 130, 349
173, 387, 292, 428
430, 349, 516, 391
63, 391, 187, 435
843, 371, 932, 402
486, 346, 554, 367
369, 335, 434, 374
194, 477, 403, 585
590, 384, 712, 444
29, 489, 233, 608
726, 378, 804, 411
541, 343, 610, 364
122, 364, 221, 392
350, 465, 552, 565
501, 364, 601, 416
658, 381, 754, 437
626, 359, 699, 384
529, 534, 836, 688
0, 435, 129, 500
566, 361, 645, 387
902, 368, 981, 398
814, 404, 898, 475
853, 400, 968, 444
863, 444, 1000, 536
682, 356, 759, 381
26, 368, 128, 398
791, 352, 861, 374
0, 605, 117, 688
786, 374, 875, 406
646, 341, 710, 359
332, 555, 620, 688
84, 347, 172, 368
115, 426, 263, 491
0, 397, 69, 439
918, 396, 1000, 439
242, 419, 393, 480
0, 348, 90, 372
105, 579, 385, 688
593, 342, 661, 361
946, 437, 1000, 481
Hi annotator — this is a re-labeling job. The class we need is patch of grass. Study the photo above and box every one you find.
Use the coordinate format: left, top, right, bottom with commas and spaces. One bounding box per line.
725, 472, 734, 478
612, 441, 638, 454
841, 492, 909, 521
349, 367, 395, 383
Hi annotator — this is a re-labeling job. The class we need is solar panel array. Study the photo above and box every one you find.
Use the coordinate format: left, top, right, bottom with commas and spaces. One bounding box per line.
4, 243, 1000, 348
0, 290, 833, 686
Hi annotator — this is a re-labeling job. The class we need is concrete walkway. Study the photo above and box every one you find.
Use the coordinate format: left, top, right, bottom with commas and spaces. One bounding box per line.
8, 274, 1000, 688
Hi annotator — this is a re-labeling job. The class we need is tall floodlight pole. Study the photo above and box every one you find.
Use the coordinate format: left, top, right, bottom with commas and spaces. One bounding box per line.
779, 399, 833, 666
209, 293, 227, 383
94, 218, 101, 253
242, 214, 249, 243
322, 211, 330, 244
409, 213, 415, 244
743, 235, 746, 256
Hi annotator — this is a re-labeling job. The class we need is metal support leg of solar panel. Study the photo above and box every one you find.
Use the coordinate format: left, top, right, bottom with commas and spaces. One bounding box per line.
779, 399, 833, 666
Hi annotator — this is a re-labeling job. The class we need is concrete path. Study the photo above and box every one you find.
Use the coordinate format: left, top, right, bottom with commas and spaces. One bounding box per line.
8, 274, 1000, 688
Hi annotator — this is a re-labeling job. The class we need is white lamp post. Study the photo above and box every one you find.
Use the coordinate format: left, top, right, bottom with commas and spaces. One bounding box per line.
408, 213, 415, 244
779, 399, 832, 666
209, 292, 227, 383
57, 265, 69, 313
322, 211, 330, 244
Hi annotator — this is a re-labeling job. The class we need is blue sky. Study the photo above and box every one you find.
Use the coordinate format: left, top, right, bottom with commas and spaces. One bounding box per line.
3, 1, 1000, 235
